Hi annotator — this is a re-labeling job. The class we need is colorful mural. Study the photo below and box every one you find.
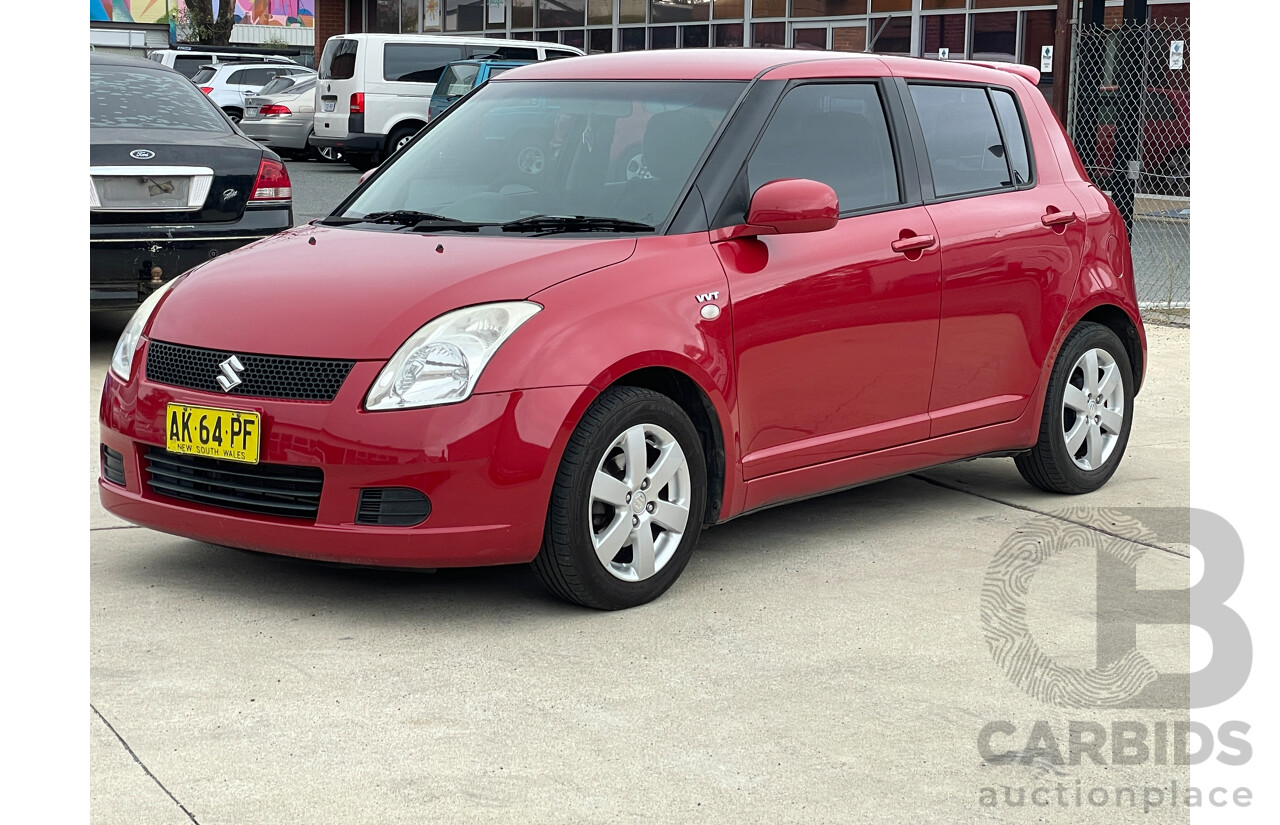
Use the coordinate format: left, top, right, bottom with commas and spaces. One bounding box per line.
90, 0, 172, 23
91, 2, 315, 27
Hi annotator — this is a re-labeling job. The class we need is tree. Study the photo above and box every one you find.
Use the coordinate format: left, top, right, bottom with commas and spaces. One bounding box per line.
182, 0, 237, 46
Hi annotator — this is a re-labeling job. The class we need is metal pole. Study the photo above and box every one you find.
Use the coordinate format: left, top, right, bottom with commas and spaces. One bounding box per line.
1113, 0, 1150, 238
1051, 0, 1074, 125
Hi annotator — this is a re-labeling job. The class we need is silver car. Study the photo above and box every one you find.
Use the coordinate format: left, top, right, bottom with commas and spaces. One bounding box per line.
241, 75, 341, 162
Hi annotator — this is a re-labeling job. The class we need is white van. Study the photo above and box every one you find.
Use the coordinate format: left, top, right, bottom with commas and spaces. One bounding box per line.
149, 49, 299, 79
309, 33, 583, 171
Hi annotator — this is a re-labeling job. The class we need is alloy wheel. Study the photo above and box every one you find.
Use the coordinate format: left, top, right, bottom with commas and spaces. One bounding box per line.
588, 423, 691, 582
1061, 347, 1126, 471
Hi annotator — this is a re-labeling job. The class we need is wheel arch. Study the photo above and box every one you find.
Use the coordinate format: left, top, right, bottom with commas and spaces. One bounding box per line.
1077, 304, 1145, 394
603, 366, 727, 526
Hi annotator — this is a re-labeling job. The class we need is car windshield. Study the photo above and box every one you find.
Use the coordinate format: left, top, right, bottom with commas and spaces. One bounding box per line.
343, 80, 746, 230
91, 64, 230, 133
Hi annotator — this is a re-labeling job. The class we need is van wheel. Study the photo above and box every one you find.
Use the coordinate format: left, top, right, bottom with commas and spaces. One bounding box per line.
1015, 322, 1135, 494
387, 124, 420, 156
344, 152, 379, 172
532, 387, 706, 610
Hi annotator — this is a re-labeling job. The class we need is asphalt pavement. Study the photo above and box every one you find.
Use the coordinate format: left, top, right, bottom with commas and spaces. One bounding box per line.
89, 160, 1194, 823
287, 157, 362, 226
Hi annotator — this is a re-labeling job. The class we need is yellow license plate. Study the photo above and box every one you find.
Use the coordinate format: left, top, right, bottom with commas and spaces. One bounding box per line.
165, 404, 261, 464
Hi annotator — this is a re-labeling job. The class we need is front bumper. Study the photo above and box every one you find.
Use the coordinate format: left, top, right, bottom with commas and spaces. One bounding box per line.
98, 342, 591, 567
90, 207, 292, 310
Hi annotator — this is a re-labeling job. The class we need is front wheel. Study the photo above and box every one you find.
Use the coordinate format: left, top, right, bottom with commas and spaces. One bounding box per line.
1015, 322, 1135, 494
532, 386, 706, 610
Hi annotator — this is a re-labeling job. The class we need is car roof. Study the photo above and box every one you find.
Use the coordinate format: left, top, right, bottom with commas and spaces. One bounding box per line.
92, 52, 179, 72
501, 49, 1038, 86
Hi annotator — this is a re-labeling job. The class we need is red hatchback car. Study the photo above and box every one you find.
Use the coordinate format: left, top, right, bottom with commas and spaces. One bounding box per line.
100, 51, 1145, 610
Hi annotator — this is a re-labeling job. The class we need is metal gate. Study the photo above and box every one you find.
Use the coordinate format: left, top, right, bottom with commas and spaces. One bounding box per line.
1067, 19, 1190, 325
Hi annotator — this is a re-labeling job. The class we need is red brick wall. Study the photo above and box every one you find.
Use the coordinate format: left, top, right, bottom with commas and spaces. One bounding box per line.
314, 0, 350, 64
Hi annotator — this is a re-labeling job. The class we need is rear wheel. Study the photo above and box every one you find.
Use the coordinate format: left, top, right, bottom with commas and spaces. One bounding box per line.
1015, 322, 1135, 494
344, 152, 379, 172
532, 386, 706, 610
223, 107, 243, 124
387, 124, 421, 156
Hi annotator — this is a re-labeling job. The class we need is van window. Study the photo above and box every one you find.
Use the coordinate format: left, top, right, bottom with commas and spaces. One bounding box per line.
544, 49, 581, 60
320, 38, 359, 80
173, 56, 210, 77
909, 84, 1010, 198
383, 43, 465, 84
473, 46, 538, 61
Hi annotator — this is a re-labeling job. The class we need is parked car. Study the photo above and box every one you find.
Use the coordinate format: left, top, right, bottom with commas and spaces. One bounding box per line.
90, 53, 293, 310
1090, 86, 1190, 196
99, 51, 1145, 610
309, 32, 583, 171
241, 74, 342, 162
428, 59, 533, 121
190, 61, 315, 123
148, 48, 300, 79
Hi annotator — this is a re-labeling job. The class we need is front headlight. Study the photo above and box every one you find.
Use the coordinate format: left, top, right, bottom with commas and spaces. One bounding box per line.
110, 277, 182, 381
366, 301, 541, 410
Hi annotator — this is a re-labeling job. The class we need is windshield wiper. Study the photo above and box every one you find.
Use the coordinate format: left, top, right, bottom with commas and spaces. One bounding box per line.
318, 210, 463, 227
501, 215, 656, 234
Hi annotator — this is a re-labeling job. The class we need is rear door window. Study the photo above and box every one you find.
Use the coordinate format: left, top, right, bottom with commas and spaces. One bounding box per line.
319, 38, 358, 80
747, 83, 901, 213
383, 43, 465, 84
909, 84, 1012, 197
190, 66, 217, 84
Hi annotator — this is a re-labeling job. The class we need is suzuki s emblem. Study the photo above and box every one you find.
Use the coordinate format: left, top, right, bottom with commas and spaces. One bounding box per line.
130, 149, 156, 160
216, 355, 245, 392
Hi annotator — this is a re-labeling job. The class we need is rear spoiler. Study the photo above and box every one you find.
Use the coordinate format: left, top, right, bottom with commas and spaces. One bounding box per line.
960, 61, 1041, 86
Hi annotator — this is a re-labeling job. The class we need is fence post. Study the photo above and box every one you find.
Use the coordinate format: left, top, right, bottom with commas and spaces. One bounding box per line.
1112, 0, 1150, 238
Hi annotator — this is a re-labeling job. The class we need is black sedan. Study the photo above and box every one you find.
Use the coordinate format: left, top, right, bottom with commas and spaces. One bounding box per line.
90, 53, 293, 310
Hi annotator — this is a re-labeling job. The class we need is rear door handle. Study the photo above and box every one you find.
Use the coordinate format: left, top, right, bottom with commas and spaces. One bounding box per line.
891, 234, 937, 254
1041, 210, 1078, 228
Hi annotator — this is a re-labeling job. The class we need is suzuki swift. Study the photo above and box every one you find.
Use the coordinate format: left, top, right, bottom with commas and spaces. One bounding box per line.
99, 50, 1146, 610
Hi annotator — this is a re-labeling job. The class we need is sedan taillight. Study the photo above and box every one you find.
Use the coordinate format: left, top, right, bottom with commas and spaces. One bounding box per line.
250, 158, 292, 202
260, 104, 292, 117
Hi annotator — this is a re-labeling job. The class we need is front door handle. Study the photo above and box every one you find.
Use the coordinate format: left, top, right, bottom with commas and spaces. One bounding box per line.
891, 234, 937, 254
1041, 210, 1078, 228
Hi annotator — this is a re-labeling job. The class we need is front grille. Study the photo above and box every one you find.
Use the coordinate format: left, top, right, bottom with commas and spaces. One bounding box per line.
146, 340, 354, 402
356, 488, 432, 526
102, 445, 126, 486
145, 447, 323, 520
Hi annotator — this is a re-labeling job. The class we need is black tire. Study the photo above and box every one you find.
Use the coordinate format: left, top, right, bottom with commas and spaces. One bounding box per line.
223, 107, 243, 124
386, 124, 420, 158
1015, 322, 1135, 494
344, 152, 379, 172
532, 386, 707, 610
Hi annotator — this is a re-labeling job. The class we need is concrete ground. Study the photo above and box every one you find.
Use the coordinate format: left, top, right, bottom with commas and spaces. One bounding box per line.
90, 313, 1190, 824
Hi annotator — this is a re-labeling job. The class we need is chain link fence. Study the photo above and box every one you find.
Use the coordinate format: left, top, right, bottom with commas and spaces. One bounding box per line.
1068, 20, 1190, 326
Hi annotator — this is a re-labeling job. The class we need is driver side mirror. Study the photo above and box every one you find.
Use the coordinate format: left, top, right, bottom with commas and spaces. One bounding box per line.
712, 178, 839, 242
